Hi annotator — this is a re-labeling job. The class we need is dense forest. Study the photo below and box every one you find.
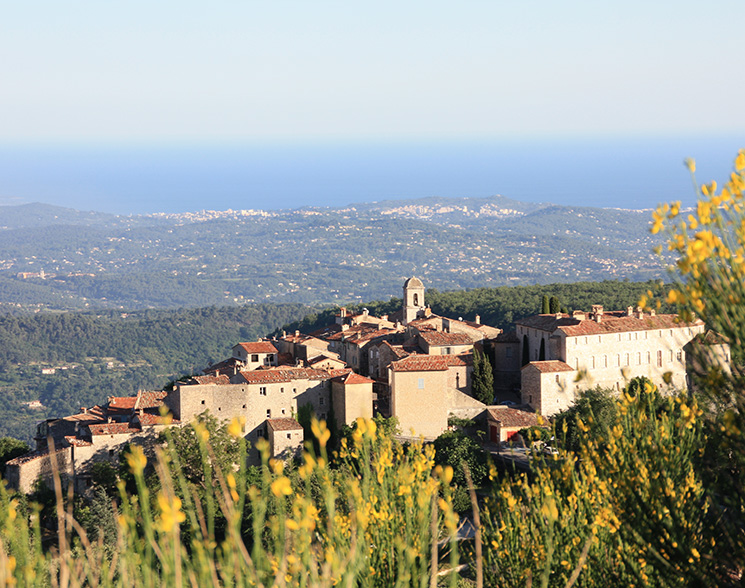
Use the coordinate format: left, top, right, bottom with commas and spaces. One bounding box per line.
0, 304, 319, 442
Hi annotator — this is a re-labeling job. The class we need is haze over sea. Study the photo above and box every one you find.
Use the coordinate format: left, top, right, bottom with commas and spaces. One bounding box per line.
0, 134, 742, 216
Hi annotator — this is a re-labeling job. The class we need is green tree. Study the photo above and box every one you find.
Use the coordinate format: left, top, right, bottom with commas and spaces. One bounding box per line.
0, 437, 29, 477
433, 430, 488, 513
472, 349, 494, 405
541, 294, 550, 314
549, 295, 560, 314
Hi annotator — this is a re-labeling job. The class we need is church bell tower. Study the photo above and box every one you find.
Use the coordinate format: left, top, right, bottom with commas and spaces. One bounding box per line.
403, 277, 425, 324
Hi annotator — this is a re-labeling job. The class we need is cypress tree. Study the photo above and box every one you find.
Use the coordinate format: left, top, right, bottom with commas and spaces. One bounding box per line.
549, 296, 560, 314
472, 349, 495, 405
541, 295, 550, 314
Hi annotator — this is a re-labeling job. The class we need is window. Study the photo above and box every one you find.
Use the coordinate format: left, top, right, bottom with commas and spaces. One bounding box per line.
251, 354, 259, 362
293, 388, 297, 394
506, 347, 513, 358
598, 336, 602, 343
603, 355, 608, 368
657, 350, 663, 367
591, 356, 595, 369
444, 347, 451, 355
625, 353, 630, 366
584, 337, 588, 344
266, 409, 271, 418
637, 352, 641, 365
259, 387, 267, 396
646, 351, 651, 364
242, 404, 246, 409
286, 433, 291, 439
677, 350, 683, 362
257, 428, 264, 438
617, 354, 621, 367
618, 334, 622, 341
418, 378, 425, 389
281, 408, 286, 415
280, 387, 284, 393
320, 397, 324, 406
555, 374, 560, 383
201, 400, 205, 405
670, 350, 674, 361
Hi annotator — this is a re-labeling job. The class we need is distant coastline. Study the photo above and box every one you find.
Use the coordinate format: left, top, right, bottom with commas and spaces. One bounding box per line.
0, 134, 741, 215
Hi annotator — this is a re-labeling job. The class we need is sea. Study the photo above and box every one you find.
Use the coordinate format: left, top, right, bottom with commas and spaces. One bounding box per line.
0, 134, 742, 215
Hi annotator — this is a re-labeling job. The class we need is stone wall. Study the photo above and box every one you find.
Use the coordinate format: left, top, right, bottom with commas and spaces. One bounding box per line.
390, 369, 447, 438
332, 381, 373, 430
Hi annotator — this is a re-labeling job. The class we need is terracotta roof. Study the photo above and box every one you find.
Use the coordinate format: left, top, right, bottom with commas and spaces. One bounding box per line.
88, 422, 141, 436
267, 417, 303, 431
419, 332, 473, 346
64, 436, 92, 447
345, 328, 396, 346
308, 355, 345, 366
517, 311, 703, 336
108, 396, 136, 410
390, 356, 451, 372
487, 407, 542, 428
188, 374, 231, 385
203, 357, 242, 375
135, 390, 167, 410
234, 341, 278, 354
382, 341, 410, 359
332, 372, 375, 385
444, 353, 473, 367
238, 367, 345, 385
136, 413, 177, 426
63, 406, 107, 423
6, 447, 68, 466
522, 360, 574, 373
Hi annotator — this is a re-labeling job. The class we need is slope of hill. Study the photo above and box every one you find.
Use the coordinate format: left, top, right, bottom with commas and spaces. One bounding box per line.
0, 197, 666, 311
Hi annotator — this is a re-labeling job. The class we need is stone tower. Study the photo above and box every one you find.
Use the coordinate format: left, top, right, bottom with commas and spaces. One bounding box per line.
403, 277, 425, 324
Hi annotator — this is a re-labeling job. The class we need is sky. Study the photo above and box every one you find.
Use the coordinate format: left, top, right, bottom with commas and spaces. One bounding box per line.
2, 0, 744, 144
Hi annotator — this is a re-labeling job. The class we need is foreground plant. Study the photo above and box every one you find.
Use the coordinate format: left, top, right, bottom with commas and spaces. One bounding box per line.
0, 416, 459, 587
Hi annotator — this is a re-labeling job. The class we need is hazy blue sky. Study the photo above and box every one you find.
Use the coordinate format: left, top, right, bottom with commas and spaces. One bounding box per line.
2, 1, 744, 143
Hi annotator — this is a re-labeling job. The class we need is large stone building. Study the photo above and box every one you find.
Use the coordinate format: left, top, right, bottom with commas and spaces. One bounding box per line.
513, 305, 708, 416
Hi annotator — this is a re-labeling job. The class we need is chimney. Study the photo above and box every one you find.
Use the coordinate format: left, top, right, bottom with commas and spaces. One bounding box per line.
295, 330, 300, 338
591, 305, 603, 323
636, 306, 644, 319
340, 307, 347, 317
627, 306, 634, 316
650, 309, 656, 317
282, 330, 286, 338
572, 310, 585, 320
341, 324, 349, 331
475, 314, 481, 324
362, 308, 369, 316
81, 407, 88, 414
381, 314, 388, 321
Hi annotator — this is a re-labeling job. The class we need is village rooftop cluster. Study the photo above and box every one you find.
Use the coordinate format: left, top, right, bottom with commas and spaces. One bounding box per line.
5, 278, 728, 493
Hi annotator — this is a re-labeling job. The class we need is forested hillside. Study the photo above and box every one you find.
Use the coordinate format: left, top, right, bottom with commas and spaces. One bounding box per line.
0, 304, 318, 442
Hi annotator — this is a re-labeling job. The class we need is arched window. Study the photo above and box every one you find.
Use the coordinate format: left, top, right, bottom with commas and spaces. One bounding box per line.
413, 293, 418, 306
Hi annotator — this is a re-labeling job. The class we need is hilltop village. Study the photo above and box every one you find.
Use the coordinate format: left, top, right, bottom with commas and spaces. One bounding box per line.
5, 278, 727, 493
